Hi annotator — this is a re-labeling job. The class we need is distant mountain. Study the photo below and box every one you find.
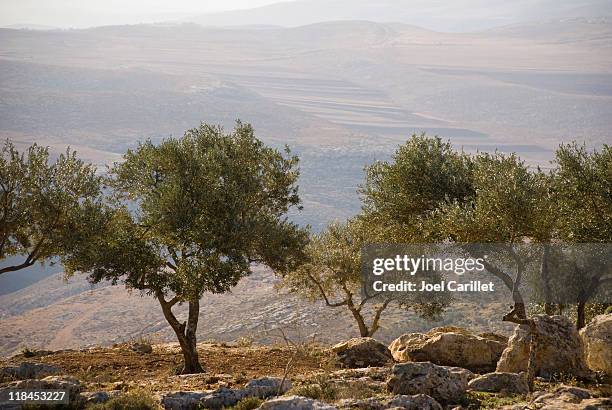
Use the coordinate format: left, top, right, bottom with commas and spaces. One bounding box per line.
188, 0, 612, 32
2, 24, 59, 31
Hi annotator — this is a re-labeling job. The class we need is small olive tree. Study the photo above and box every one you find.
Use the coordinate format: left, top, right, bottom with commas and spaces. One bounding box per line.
67, 123, 307, 374
280, 219, 447, 337
0, 140, 105, 275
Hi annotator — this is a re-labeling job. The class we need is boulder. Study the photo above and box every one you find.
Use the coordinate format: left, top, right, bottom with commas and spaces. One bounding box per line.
332, 338, 394, 368
496, 315, 592, 379
579, 313, 612, 376
389, 328, 506, 373
258, 395, 337, 409
0, 362, 62, 380
338, 394, 442, 410
467, 372, 528, 394
386, 362, 467, 403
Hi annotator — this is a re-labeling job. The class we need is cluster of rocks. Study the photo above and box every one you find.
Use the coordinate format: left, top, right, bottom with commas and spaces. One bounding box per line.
159, 377, 292, 409
1, 314, 609, 409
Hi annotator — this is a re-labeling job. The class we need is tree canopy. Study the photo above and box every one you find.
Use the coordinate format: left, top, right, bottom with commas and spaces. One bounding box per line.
0, 140, 105, 275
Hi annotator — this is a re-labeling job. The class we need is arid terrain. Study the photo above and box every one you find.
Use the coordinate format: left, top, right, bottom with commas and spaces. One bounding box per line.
1, 7, 612, 360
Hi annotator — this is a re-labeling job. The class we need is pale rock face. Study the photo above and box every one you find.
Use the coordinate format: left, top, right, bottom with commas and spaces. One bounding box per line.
467, 372, 528, 394
331, 337, 394, 368
257, 395, 337, 409
0, 376, 83, 407
496, 315, 592, 379
389, 327, 506, 373
0, 362, 62, 380
579, 313, 612, 376
160, 377, 293, 410
386, 362, 468, 403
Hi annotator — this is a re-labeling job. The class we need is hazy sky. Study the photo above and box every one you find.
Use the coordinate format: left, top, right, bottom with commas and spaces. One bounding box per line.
0, 0, 290, 28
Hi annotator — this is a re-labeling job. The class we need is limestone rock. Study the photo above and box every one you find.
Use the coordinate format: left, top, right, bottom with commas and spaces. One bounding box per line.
386, 362, 467, 403
496, 315, 592, 379
0, 376, 82, 406
258, 395, 337, 409
579, 313, 612, 376
0, 362, 62, 380
467, 372, 528, 394
245, 377, 293, 397
160, 377, 293, 409
161, 391, 212, 410
389, 328, 506, 373
332, 338, 394, 368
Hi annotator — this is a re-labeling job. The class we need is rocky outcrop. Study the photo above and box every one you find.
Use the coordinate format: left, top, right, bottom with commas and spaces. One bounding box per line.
0, 375, 82, 408
496, 315, 592, 379
579, 313, 612, 376
337, 394, 442, 410
389, 327, 506, 372
258, 395, 337, 409
530, 385, 611, 410
467, 372, 528, 394
0, 362, 62, 380
160, 377, 292, 410
386, 362, 467, 403
331, 338, 394, 368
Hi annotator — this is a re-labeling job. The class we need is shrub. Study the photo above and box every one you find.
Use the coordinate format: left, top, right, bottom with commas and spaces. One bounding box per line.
86, 390, 159, 409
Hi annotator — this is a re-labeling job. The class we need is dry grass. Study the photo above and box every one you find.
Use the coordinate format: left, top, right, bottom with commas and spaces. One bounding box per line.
2, 343, 337, 393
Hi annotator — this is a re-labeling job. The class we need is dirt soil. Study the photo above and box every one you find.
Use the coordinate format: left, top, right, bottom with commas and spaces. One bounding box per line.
1, 342, 338, 393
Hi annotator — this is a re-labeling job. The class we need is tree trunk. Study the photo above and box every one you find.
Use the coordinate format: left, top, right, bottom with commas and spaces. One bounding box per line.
157, 293, 204, 374
525, 321, 538, 392
576, 302, 586, 330
348, 305, 370, 337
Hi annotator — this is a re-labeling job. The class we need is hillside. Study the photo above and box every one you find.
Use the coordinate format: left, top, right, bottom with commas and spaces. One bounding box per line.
0, 267, 516, 357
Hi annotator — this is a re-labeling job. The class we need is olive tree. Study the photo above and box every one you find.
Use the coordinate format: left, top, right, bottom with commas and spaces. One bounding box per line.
280, 219, 447, 338
0, 140, 104, 275
550, 143, 612, 328
67, 123, 307, 374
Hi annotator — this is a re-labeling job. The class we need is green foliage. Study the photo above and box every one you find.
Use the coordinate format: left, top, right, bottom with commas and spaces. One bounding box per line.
360, 134, 473, 242
552, 143, 611, 243
280, 219, 363, 303
460, 391, 527, 409
0, 140, 105, 274
288, 375, 337, 401
431, 152, 548, 243
222, 397, 263, 410
86, 390, 160, 410
69, 122, 307, 300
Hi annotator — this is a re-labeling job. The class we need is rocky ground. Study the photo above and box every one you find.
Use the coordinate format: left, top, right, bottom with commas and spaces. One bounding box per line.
0, 315, 610, 409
